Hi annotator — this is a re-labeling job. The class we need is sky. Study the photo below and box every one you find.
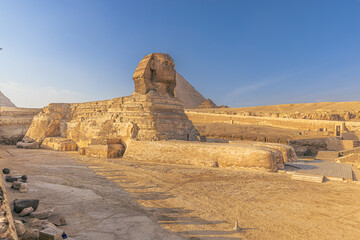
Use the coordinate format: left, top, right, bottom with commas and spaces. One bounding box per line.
0, 0, 360, 108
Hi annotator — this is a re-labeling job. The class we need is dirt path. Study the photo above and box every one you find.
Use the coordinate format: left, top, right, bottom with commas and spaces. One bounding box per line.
1, 145, 360, 239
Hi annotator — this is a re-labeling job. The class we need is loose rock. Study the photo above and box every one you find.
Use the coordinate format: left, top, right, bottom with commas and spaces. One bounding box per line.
14, 220, 26, 237
19, 183, 28, 193
41, 219, 57, 229
13, 199, 40, 213
48, 213, 66, 226
30, 209, 54, 220
12, 181, 22, 190
22, 228, 40, 240
26, 218, 43, 230
5, 176, 18, 182
19, 207, 34, 217
2, 168, 10, 174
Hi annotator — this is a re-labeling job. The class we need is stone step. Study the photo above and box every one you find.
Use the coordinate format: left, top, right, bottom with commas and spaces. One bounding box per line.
291, 173, 324, 183
315, 151, 339, 160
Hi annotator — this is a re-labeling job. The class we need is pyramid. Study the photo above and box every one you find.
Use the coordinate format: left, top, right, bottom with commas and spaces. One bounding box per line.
0, 91, 16, 107
174, 72, 205, 109
197, 99, 217, 109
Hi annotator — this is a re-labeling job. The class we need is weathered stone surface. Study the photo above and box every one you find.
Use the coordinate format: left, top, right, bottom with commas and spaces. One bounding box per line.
41, 137, 77, 151
19, 207, 34, 217
85, 143, 125, 158
0, 179, 18, 240
133, 53, 176, 97
294, 145, 310, 156
39, 227, 63, 240
124, 140, 285, 171
19, 183, 28, 193
48, 213, 66, 226
22, 228, 39, 240
14, 219, 26, 237
229, 141, 297, 163
24, 103, 71, 143
16, 141, 40, 149
2, 168, 10, 174
12, 181, 22, 190
30, 210, 54, 220
41, 220, 56, 230
14, 199, 40, 213
26, 218, 43, 230
0, 106, 40, 145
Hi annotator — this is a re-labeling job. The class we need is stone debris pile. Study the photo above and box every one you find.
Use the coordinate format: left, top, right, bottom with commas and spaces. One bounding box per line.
2, 167, 71, 240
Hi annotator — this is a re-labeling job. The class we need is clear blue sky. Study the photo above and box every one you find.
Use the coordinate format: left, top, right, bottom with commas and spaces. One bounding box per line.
1, 0, 360, 108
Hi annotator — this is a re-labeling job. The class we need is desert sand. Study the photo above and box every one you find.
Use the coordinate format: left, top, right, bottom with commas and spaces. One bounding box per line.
3, 145, 360, 239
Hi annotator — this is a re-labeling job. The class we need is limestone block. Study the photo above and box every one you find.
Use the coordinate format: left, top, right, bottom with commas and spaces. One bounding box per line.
85, 144, 125, 158
39, 227, 63, 240
41, 137, 77, 151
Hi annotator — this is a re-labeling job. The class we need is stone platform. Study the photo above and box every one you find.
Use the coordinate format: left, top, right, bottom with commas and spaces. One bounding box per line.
286, 160, 354, 181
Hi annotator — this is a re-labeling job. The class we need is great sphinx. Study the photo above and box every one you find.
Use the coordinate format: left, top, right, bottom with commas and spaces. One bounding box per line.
20, 53, 200, 157
18, 53, 297, 172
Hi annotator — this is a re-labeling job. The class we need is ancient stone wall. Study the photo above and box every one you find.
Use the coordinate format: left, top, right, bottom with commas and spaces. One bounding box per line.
124, 140, 286, 172
186, 111, 360, 133
0, 107, 40, 144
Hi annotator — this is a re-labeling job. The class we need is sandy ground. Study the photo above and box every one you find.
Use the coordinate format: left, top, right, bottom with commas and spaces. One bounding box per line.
0, 145, 184, 240
1, 145, 360, 240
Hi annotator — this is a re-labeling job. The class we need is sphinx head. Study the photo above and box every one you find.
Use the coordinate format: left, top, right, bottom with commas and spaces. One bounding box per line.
133, 53, 176, 97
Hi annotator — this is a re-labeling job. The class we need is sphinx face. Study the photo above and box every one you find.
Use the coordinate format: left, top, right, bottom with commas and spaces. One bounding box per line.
150, 54, 176, 97
132, 53, 177, 97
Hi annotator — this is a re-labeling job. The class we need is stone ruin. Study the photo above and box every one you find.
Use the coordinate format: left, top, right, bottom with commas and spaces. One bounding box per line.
18, 53, 297, 172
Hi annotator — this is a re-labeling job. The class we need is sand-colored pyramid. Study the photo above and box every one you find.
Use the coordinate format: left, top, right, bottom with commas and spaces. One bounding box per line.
174, 72, 205, 109
0, 91, 16, 107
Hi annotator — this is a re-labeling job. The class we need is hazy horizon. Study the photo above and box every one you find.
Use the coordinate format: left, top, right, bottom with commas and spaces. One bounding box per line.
1, 0, 360, 108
